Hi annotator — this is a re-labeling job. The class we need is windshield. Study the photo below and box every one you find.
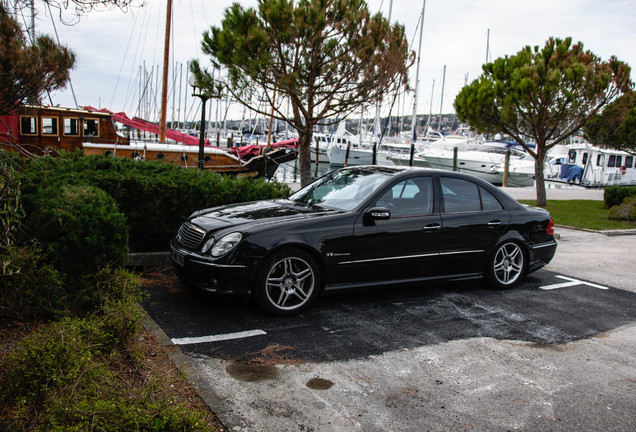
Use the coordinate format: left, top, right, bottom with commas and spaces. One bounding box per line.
289, 168, 393, 211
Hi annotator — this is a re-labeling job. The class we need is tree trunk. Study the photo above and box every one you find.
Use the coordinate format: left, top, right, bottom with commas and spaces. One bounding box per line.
534, 146, 548, 207
298, 128, 314, 188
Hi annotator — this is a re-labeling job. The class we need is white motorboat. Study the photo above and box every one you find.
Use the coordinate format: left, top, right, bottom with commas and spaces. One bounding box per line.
309, 121, 352, 163
309, 132, 349, 163
329, 138, 421, 166
421, 141, 534, 184
491, 144, 574, 187
492, 158, 537, 187
330, 130, 478, 167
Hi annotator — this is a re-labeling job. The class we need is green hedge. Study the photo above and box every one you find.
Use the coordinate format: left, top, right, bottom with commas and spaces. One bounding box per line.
13, 151, 292, 252
24, 184, 129, 281
604, 185, 636, 208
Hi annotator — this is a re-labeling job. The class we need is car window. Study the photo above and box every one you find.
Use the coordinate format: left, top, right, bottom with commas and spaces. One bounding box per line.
375, 176, 433, 216
480, 186, 504, 210
289, 169, 393, 211
440, 177, 481, 212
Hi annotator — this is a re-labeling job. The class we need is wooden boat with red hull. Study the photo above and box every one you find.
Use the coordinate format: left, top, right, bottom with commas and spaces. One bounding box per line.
82, 141, 296, 178
0, 105, 294, 178
0, 105, 129, 156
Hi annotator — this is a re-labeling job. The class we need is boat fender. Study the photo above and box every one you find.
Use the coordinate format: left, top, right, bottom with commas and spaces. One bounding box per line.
620, 165, 627, 175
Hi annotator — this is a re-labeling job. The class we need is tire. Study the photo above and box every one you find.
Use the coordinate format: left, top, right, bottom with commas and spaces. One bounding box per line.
254, 248, 321, 316
486, 241, 526, 289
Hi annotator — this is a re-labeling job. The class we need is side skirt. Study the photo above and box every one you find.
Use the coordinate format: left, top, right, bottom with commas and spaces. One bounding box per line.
323, 272, 483, 293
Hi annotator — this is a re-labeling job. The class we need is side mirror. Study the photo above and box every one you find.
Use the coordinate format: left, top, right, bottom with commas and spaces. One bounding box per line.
363, 206, 391, 225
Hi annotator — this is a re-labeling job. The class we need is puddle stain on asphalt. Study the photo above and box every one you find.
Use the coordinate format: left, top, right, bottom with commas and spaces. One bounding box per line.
225, 361, 278, 382
306, 377, 334, 390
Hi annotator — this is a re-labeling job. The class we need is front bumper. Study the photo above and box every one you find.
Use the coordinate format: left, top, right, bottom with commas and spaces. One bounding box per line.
169, 240, 254, 296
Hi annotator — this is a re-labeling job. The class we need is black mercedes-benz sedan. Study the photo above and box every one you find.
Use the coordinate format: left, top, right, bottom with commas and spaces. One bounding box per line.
170, 166, 556, 315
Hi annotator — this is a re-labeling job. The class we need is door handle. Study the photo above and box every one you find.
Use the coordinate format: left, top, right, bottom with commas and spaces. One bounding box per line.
488, 220, 502, 226
423, 224, 441, 231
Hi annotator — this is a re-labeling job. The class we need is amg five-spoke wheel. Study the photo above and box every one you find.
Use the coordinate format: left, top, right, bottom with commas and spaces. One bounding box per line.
487, 241, 525, 289
254, 248, 320, 316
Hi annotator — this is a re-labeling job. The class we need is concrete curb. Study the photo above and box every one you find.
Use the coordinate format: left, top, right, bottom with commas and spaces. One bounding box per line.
128, 252, 171, 270
141, 311, 246, 431
555, 225, 636, 236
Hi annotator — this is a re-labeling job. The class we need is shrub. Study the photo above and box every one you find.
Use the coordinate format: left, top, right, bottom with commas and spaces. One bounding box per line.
0, 244, 65, 321
0, 305, 207, 431
80, 265, 144, 307
0, 155, 24, 248
23, 184, 129, 282
604, 185, 636, 208
608, 197, 636, 222
0, 248, 142, 321
0, 317, 109, 411
83, 267, 145, 349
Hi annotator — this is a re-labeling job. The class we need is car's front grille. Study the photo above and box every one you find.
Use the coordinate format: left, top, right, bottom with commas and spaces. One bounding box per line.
177, 222, 206, 250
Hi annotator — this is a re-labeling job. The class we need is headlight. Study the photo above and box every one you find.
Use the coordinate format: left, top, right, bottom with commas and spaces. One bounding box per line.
209, 232, 243, 257
200, 236, 216, 254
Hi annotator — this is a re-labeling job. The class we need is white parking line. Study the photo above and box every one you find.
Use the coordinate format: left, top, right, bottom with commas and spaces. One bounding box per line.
171, 329, 267, 346
540, 275, 609, 291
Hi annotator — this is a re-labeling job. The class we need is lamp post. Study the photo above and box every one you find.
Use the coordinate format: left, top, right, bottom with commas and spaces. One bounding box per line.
189, 74, 211, 170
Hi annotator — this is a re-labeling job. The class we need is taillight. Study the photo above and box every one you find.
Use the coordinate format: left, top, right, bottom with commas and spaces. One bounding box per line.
546, 217, 554, 236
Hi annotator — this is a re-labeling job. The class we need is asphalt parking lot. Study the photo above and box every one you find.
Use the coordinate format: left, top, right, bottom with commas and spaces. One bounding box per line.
142, 222, 636, 432
144, 271, 633, 363
139, 185, 636, 431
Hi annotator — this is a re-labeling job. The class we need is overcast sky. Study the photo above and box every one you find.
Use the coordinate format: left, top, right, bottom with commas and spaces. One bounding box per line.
33, 0, 636, 125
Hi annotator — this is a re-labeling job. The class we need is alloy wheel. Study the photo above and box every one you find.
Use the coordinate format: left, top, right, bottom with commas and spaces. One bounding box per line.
265, 256, 316, 312
492, 242, 524, 286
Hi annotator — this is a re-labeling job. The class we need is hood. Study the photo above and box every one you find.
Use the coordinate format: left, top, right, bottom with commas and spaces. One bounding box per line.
189, 200, 339, 232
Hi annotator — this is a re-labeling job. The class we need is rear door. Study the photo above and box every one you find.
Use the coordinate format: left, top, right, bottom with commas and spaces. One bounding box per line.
437, 176, 510, 275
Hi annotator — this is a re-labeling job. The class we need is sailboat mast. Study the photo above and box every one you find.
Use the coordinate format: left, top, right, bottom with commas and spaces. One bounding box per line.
426, 79, 435, 131
486, 28, 490, 63
410, 0, 426, 142
437, 65, 446, 131
159, 0, 172, 143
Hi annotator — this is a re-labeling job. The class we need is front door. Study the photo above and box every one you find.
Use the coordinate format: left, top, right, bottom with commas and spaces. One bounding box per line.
343, 175, 442, 287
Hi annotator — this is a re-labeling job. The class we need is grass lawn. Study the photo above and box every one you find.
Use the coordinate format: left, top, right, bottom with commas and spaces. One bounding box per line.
518, 199, 635, 231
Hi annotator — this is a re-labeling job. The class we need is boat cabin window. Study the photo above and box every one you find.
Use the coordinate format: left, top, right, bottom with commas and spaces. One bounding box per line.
582, 152, 588, 166
568, 149, 576, 163
41, 117, 58, 135
83, 119, 99, 137
597, 154, 605, 166
20, 116, 37, 135
607, 155, 623, 168
64, 118, 80, 136
626, 156, 634, 168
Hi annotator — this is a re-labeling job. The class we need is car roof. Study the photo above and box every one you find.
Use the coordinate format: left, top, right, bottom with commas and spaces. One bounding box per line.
338, 164, 481, 179
336, 165, 522, 208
